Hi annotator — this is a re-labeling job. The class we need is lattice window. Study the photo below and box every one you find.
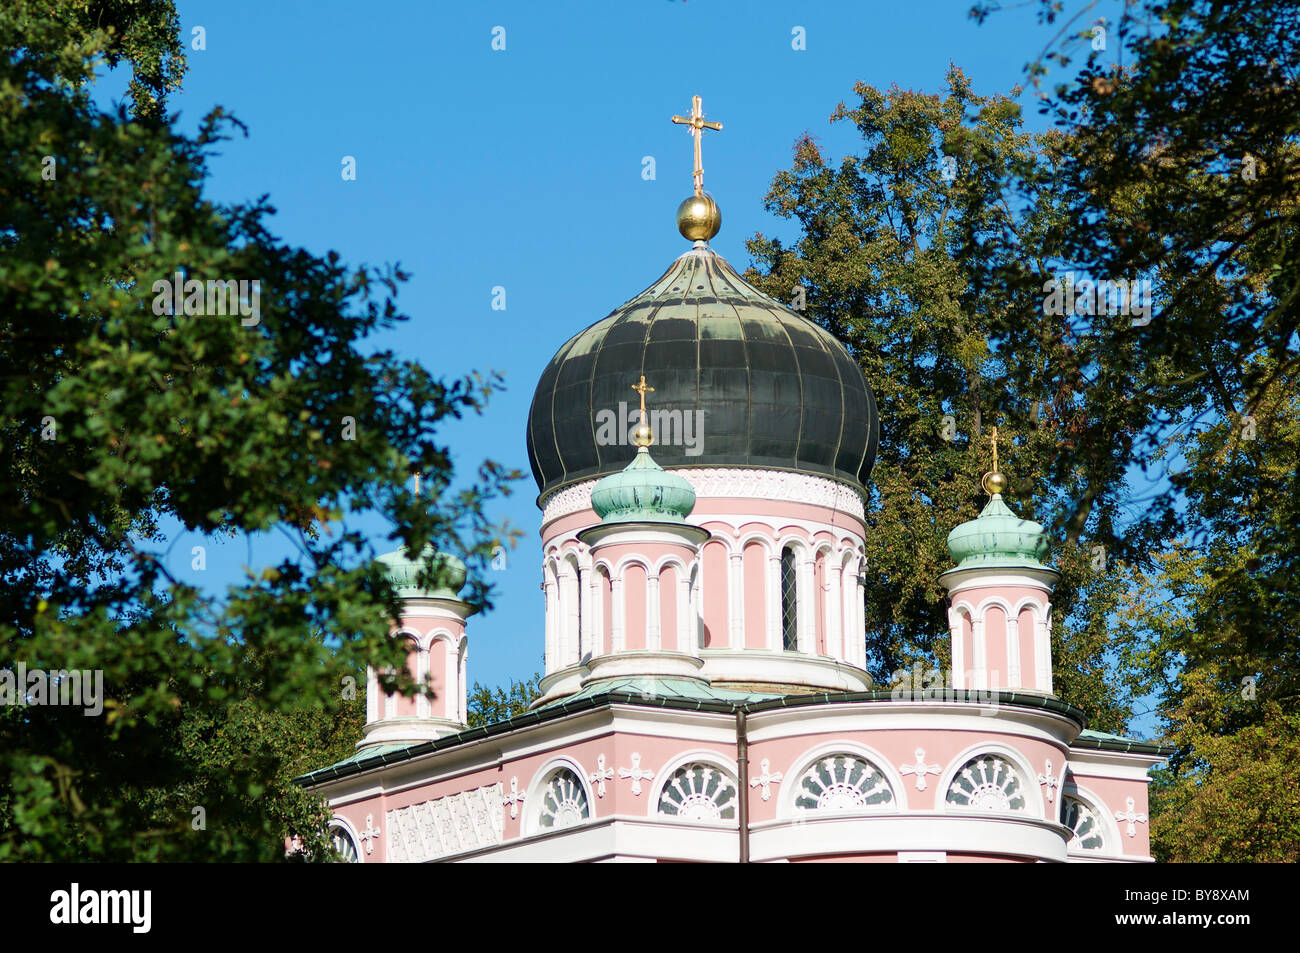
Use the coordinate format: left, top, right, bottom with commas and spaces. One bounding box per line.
1062, 795, 1105, 851
329, 825, 360, 863
945, 755, 1028, 812
794, 754, 894, 812
537, 769, 591, 831
781, 547, 798, 651
657, 763, 737, 821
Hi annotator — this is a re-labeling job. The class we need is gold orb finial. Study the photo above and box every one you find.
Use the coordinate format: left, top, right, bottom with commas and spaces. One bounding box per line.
979, 425, 1008, 496
677, 193, 722, 241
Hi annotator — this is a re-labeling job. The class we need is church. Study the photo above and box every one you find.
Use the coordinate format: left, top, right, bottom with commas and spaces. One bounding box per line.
297, 98, 1166, 863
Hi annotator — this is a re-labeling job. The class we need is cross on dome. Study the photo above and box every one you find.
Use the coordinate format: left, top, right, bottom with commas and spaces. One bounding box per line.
671, 94, 723, 196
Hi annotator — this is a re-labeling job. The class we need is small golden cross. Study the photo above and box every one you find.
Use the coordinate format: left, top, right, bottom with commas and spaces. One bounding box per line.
632, 374, 655, 423
671, 95, 723, 196
990, 426, 998, 473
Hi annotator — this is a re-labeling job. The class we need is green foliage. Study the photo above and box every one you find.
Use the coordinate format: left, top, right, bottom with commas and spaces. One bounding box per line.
467, 674, 542, 729
971, 0, 1300, 860
745, 67, 1140, 729
0, 2, 521, 859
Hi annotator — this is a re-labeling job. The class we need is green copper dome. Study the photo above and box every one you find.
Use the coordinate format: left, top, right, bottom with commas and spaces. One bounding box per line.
590, 447, 696, 524
376, 547, 467, 599
947, 494, 1051, 569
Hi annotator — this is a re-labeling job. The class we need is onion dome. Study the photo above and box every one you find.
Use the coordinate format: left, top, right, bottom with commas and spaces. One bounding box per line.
946, 494, 1051, 569
375, 547, 467, 599
946, 429, 1050, 569
590, 446, 697, 524
526, 243, 878, 501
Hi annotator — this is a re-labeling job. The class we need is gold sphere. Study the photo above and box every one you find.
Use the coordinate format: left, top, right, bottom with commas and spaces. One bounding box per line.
981, 471, 1008, 496
633, 423, 654, 447
676, 194, 721, 241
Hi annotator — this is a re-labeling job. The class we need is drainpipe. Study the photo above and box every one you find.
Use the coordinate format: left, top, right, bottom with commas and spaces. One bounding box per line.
737, 708, 750, 863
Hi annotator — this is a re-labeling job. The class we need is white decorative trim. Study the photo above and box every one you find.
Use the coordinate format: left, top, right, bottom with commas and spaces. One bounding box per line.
503, 776, 525, 819
386, 783, 505, 862
588, 753, 614, 798
898, 851, 947, 863
1115, 796, 1148, 837
1038, 759, 1060, 803
899, 748, 942, 791
618, 753, 655, 796
542, 469, 867, 524
359, 813, 381, 855
749, 758, 783, 801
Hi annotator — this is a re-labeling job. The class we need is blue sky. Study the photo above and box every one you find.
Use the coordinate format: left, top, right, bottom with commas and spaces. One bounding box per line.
96, 1, 1109, 698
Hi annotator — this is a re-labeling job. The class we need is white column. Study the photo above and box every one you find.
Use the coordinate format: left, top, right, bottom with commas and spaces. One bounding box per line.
828, 556, 844, 662
676, 570, 691, 655
1007, 615, 1022, 687
588, 568, 603, 657
416, 645, 429, 718
949, 608, 966, 690
458, 640, 468, 725
543, 564, 557, 672
690, 566, 703, 654
854, 566, 866, 668
728, 551, 744, 649
444, 638, 456, 721
560, 564, 580, 666
1037, 604, 1053, 692
766, 550, 782, 651
611, 575, 625, 653
796, 550, 814, 654
366, 667, 379, 722
646, 571, 661, 650
972, 614, 988, 691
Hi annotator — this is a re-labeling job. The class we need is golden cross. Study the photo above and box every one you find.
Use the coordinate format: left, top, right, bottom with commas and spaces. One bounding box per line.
632, 375, 655, 424
671, 95, 723, 196
413, 473, 421, 498
990, 426, 998, 473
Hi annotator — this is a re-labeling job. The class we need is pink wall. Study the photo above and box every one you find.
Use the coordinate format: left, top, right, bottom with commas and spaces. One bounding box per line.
1018, 607, 1036, 690
660, 565, 678, 651
743, 542, 766, 649
624, 564, 647, 651
702, 541, 727, 648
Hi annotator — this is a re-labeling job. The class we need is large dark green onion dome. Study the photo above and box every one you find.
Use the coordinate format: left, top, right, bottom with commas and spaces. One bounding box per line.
527, 243, 879, 500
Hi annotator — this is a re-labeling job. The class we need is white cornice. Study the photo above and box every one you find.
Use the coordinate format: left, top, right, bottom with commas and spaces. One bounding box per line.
542, 469, 867, 525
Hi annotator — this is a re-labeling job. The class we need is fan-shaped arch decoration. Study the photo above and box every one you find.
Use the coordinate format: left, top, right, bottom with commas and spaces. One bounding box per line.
657, 763, 737, 821
1062, 795, 1106, 851
329, 823, 361, 863
945, 755, 1028, 812
537, 768, 591, 831
794, 754, 894, 812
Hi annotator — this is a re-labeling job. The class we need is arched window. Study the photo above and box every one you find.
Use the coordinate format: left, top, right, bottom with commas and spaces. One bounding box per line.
781, 546, 798, 651
329, 822, 361, 863
535, 768, 590, 831
1062, 795, 1106, 852
657, 763, 737, 821
945, 755, 1028, 812
794, 754, 894, 812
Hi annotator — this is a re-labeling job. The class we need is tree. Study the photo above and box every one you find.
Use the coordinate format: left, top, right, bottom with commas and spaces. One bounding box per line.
971, 0, 1300, 860
0, 1, 520, 860
467, 673, 542, 729
745, 68, 1142, 729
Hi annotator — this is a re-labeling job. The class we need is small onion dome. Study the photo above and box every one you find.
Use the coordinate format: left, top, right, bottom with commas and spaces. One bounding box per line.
376, 547, 467, 599
946, 494, 1050, 569
589, 447, 696, 524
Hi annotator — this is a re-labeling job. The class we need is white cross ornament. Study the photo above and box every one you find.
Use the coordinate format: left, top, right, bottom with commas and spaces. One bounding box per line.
899, 748, 942, 791
1116, 796, 1148, 837
749, 758, 784, 802
619, 753, 655, 796
503, 776, 526, 819
588, 754, 614, 798
1038, 760, 1060, 803
359, 813, 381, 855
